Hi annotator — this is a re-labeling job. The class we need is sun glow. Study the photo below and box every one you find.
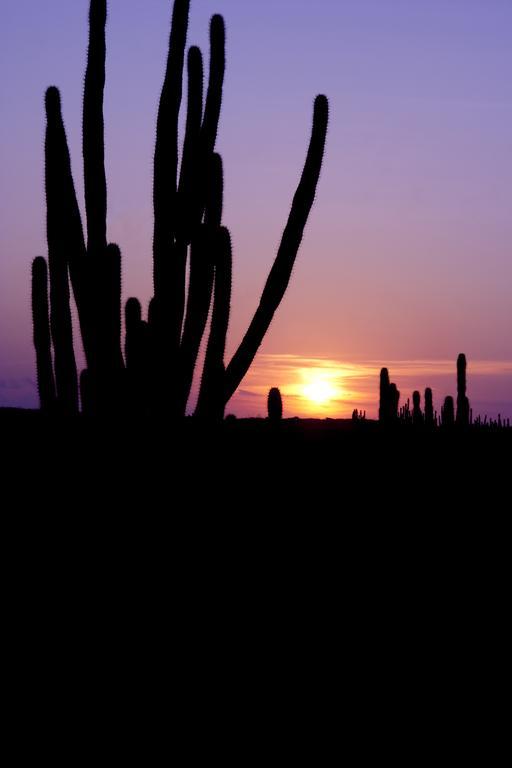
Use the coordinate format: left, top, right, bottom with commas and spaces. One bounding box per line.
303, 378, 338, 404
300, 368, 342, 409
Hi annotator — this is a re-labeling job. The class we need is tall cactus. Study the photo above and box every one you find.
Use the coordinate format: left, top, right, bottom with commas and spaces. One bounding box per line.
456, 353, 470, 426
43, 0, 123, 416
195, 227, 233, 421
44, 90, 79, 415
31, 257, 56, 412
83, 0, 107, 256
35, 0, 328, 422
152, 0, 190, 351
151, 7, 226, 417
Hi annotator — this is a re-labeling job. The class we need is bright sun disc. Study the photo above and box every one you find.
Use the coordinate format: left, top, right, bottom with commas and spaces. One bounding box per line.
303, 379, 337, 405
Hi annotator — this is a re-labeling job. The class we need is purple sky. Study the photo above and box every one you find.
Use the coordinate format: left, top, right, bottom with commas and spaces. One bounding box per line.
1, 0, 511, 417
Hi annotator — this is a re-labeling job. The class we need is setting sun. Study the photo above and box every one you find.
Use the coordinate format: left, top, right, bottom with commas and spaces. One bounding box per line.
303, 378, 338, 405
299, 367, 343, 411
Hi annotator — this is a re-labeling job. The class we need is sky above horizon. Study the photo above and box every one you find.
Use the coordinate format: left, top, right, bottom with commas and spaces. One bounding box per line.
1, 0, 511, 418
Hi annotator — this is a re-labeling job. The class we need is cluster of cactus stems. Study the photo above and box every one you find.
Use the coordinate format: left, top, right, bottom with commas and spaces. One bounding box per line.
378, 355, 479, 428
379, 368, 400, 425
374, 354, 509, 429
32, 0, 329, 421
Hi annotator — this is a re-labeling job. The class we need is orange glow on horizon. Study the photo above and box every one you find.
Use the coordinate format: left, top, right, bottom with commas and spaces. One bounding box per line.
219, 354, 512, 420
298, 367, 344, 412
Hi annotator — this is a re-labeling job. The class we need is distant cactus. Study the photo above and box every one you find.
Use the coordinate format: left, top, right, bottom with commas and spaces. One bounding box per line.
456, 353, 470, 426
424, 387, 434, 427
412, 390, 423, 426
379, 368, 390, 422
379, 368, 400, 424
442, 396, 455, 426
267, 388, 283, 422
389, 383, 400, 421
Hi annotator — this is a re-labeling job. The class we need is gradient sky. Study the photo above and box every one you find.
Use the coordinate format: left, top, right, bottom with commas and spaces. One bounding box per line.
1, 0, 511, 417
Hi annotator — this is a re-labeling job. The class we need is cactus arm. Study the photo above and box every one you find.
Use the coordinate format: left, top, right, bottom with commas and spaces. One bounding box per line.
45, 89, 80, 413
223, 95, 329, 403
194, 15, 226, 226
125, 298, 149, 413
47, 239, 78, 415
103, 243, 123, 370
83, 0, 107, 255
177, 46, 204, 246
204, 153, 224, 230
125, 298, 142, 372
153, 0, 190, 302
32, 257, 56, 411
195, 227, 232, 420
178, 226, 215, 414
201, 15, 225, 158
44, 88, 89, 352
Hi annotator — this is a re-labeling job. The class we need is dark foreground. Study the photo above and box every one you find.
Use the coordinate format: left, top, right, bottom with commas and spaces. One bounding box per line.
1, 406, 510, 503
1, 408, 509, 753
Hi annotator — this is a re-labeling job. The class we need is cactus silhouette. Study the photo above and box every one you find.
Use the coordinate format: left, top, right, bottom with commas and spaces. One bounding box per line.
389, 384, 400, 420
125, 297, 150, 414
34, 0, 328, 421
412, 390, 423, 426
267, 388, 283, 422
379, 368, 400, 424
223, 96, 328, 408
456, 353, 470, 426
424, 387, 434, 428
379, 368, 390, 422
43, 1, 123, 416
195, 227, 233, 421
31, 257, 56, 412
442, 396, 455, 426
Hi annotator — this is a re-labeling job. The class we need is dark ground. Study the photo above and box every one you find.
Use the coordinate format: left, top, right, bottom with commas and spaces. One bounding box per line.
1, 406, 509, 509
1, 408, 508, 754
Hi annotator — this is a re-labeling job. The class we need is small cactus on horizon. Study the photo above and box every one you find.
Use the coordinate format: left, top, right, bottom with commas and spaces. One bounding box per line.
379, 368, 400, 424
412, 390, 423, 426
424, 387, 434, 428
267, 388, 283, 422
456, 353, 470, 426
442, 396, 455, 426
